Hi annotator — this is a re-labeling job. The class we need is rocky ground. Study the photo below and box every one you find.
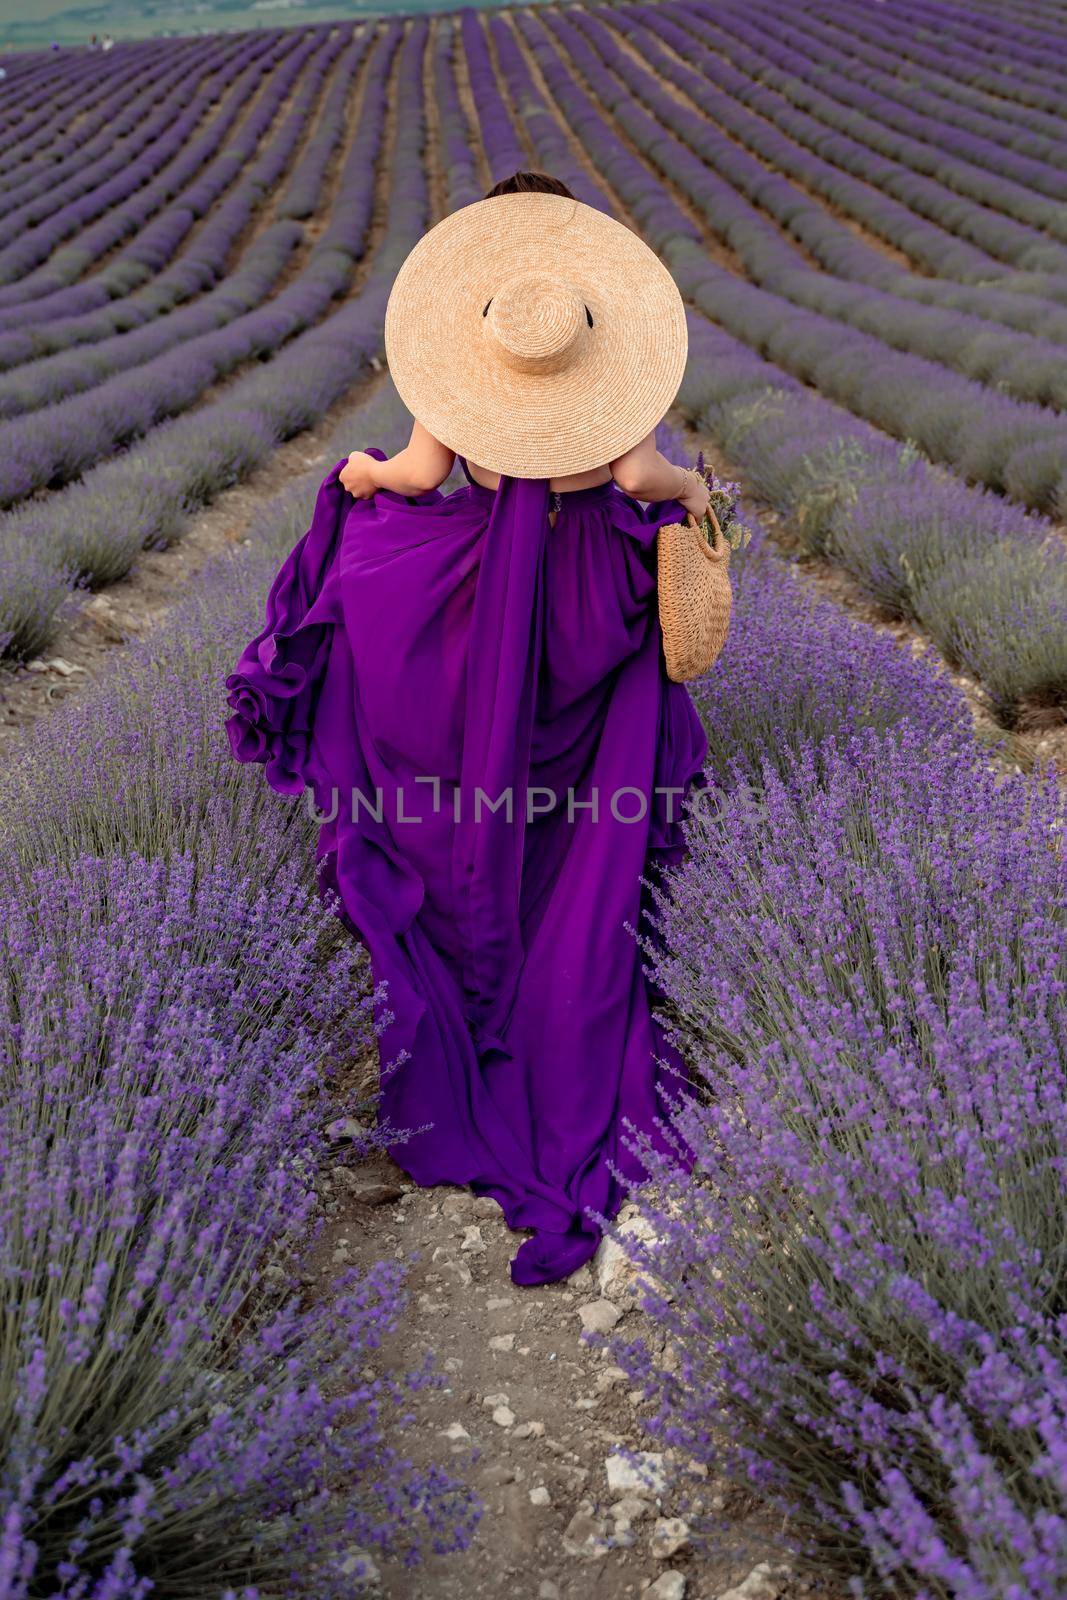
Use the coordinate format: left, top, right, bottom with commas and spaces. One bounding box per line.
310, 1141, 826, 1600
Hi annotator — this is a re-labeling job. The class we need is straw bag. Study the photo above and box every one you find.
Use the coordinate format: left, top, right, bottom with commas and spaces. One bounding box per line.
657, 505, 732, 683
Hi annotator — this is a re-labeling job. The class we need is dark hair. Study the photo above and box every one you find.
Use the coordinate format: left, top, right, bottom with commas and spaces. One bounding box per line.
484, 171, 576, 200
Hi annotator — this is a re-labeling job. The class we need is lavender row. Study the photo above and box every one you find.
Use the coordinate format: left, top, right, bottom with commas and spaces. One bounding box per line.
0, 27, 396, 506
578, 6, 1067, 417
0, 38, 176, 187
0, 17, 427, 661
459, 8, 529, 184
669, 0, 1067, 277
0, 377, 478, 1597
487, 15, 611, 211
627, 0, 1067, 347
0, 42, 158, 164
499, 9, 1067, 723
767, 1, 1067, 172
801, 0, 1067, 121
0, 54, 66, 131
0, 30, 321, 346
0, 33, 227, 219
858, 0, 1066, 85
0, 31, 299, 317
276, 25, 370, 221
608, 3, 1067, 338
614, 714, 1067, 1599
679, 313, 1067, 724
960, 0, 1067, 37
0, 29, 363, 419
536, 6, 1067, 513
431, 17, 484, 214
707, 0, 1067, 199
605, 5, 991, 288
0, 33, 265, 280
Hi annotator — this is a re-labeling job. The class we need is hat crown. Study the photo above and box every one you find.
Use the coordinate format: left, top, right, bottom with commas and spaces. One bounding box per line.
484, 270, 589, 376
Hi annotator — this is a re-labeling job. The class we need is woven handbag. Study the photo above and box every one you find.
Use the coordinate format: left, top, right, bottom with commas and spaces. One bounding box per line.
657, 505, 733, 683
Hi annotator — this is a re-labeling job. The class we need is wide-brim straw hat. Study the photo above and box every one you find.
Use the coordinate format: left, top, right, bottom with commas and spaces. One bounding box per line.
383, 192, 689, 480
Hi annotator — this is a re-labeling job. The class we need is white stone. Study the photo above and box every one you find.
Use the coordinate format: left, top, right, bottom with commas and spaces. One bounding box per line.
483, 1391, 509, 1409
593, 1212, 657, 1296
561, 1500, 611, 1559
441, 1422, 470, 1442
651, 1517, 691, 1559
338, 1547, 381, 1583
528, 1485, 551, 1506
595, 1366, 630, 1393
716, 1563, 791, 1600
610, 1494, 653, 1523
594, 1211, 677, 1304
605, 1450, 667, 1497
577, 1298, 622, 1335
648, 1574, 687, 1600
460, 1224, 486, 1253
26, 656, 86, 677
513, 1420, 545, 1440
325, 1116, 367, 1143
489, 1333, 515, 1352
487, 1296, 514, 1311
492, 1404, 516, 1428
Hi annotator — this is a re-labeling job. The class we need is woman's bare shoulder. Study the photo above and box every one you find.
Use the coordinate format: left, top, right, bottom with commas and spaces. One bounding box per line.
465, 458, 614, 491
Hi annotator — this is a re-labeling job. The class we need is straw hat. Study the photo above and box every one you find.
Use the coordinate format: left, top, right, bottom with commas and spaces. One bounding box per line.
383, 192, 688, 480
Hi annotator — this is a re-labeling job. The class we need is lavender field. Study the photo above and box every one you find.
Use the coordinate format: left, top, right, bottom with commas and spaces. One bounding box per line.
1, 2, 1065, 1597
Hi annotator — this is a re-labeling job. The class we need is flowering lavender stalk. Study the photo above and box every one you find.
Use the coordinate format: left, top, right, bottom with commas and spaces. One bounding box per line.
0, 851, 478, 1596
601, 723, 1067, 1597
693, 447, 752, 551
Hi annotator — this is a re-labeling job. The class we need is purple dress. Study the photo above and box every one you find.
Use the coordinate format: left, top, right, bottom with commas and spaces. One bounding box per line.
224, 448, 708, 1285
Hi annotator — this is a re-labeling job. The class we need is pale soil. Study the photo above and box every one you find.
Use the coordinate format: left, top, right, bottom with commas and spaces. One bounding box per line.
313, 1141, 823, 1600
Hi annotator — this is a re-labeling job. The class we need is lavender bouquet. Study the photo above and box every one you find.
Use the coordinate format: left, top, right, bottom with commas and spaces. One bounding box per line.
692, 449, 752, 552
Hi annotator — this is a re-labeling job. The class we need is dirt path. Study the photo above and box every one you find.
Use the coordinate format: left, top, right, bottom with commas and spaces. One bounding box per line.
315, 1144, 810, 1600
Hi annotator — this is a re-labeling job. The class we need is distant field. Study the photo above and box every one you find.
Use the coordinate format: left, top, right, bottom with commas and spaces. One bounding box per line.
2, 0, 1066, 726
0, 0, 471, 50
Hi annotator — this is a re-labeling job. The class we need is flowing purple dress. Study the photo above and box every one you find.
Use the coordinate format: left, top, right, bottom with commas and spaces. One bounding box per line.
224, 448, 708, 1285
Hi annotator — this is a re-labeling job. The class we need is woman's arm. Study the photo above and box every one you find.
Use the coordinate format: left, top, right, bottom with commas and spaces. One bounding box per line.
609, 429, 710, 519
340, 417, 456, 498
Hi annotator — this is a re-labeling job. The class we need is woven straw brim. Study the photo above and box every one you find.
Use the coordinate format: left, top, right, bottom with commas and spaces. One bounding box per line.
383, 193, 689, 480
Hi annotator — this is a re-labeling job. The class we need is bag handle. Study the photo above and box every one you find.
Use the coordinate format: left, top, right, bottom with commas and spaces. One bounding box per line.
681, 505, 730, 564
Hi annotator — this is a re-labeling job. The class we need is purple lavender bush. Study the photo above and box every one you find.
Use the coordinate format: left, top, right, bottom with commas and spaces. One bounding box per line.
605, 724, 1067, 1597
687, 519, 974, 788
0, 382, 478, 1595
0, 851, 478, 1598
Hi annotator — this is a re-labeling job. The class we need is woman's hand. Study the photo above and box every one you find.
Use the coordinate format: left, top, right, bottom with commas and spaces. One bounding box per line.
680, 470, 711, 522
340, 451, 379, 498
